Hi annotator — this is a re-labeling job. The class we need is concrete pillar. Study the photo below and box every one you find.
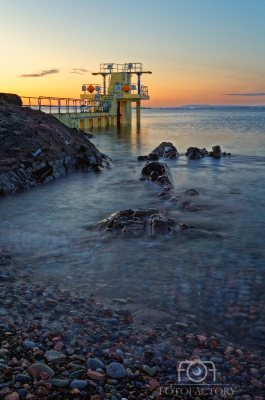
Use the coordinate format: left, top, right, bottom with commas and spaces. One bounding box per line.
136, 101, 141, 126
126, 100, 132, 125
85, 118, 90, 132
122, 102, 127, 126
93, 117, 98, 128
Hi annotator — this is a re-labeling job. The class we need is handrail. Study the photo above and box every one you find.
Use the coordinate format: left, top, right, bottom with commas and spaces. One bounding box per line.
21, 96, 110, 115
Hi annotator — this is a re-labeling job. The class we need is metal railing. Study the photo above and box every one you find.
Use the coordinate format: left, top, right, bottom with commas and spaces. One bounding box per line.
140, 85, 148, 96
100, 62, 143, 74
21, 96, 110, 114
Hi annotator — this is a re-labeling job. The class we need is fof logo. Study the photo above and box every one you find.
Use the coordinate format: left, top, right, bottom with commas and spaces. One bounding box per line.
177, 360, 216, 384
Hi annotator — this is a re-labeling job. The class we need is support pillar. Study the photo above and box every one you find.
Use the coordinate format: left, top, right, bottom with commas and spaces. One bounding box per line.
126, 100, 132, 125
93, 117, 98, 129
122, 102, 127, 126
136, 101, 140, 126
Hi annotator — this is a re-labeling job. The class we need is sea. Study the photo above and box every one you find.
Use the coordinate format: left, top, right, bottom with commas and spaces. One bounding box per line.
1, 108, 265, 351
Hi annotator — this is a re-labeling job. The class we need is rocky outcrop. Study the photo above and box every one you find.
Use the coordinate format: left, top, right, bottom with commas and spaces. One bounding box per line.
186, 147, 209, 159
150, 142, 179, 158
141, 161, 174, 197
0, 96, 111, 196
137, 142, 178, 161
212, 145, 222, 158
0, 93, 22, 106
186, 145, 231, 159
96, 208, 176, 237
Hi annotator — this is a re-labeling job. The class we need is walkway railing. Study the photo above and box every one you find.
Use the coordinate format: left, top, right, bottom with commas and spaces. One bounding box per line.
126, 84, 149, 96
21, 96, 110, 114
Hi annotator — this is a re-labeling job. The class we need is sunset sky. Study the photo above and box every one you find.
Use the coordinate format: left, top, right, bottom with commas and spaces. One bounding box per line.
1, 0, 265, 107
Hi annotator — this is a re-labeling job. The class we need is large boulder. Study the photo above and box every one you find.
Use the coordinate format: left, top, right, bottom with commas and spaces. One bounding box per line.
186, 147, 209, 159
96, 208, 176, 237
151, 142, 179, 158
212, 145, 222, 158
0, 97, 111, 196
137, 142, 178, 161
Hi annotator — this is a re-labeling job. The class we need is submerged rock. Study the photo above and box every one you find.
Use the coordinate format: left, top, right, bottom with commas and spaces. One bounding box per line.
96, 208, 176, 237
185, 189, 199, 196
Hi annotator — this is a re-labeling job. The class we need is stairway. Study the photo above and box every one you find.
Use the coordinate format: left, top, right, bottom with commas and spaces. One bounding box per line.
107, 72, 124, 94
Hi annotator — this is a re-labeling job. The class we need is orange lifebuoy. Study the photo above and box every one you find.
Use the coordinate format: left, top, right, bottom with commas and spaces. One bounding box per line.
122, 84, 130, 93
87, 85, 95, 93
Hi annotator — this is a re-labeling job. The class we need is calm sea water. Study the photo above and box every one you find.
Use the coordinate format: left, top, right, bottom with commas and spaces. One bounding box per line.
1, 108, 265, 350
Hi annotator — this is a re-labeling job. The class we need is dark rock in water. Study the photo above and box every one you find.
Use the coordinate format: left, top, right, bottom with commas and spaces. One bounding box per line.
180, 223, 189, 230
157, 192, 168, 198
149, 214, 175, 236
151, 142, 179, 158
176, 200, 191, 210
150, 171, 160, 181
0, 96, 111, 197
142, 161, 165, 176
185, 189, 199, 196
186, 147, 209, 159
137, 155, 148, 161
138, 142, 178, 161
96, 208, 176, 237
141, 161, 174, 191
148, 153, 159, 161
212, 145, 222, 158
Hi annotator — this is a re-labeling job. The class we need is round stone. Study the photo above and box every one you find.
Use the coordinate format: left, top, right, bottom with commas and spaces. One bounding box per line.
107, 362, 126, 379
16, 374, 32, 383
70, 380, 88, 390
87, 358, 104, 371
27, 363, 55, 380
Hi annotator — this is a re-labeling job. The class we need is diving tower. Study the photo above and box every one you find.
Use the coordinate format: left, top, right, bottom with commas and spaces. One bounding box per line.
21, 63, 151, 131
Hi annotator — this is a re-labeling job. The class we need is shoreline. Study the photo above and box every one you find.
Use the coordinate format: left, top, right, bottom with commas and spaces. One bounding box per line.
1, 252, 265, 399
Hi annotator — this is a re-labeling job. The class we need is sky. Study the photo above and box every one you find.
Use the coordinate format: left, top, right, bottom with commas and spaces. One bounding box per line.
1, 0, 265, 107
